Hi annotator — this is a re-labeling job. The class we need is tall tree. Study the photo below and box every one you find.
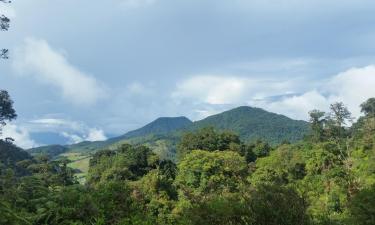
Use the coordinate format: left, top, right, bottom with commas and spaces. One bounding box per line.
360, 98, 375, 118
1, 0, 11, 59
325, 102, 352, 141
0, 90, 17, 135
309, 109, 326, 142
328, 102, 352, 128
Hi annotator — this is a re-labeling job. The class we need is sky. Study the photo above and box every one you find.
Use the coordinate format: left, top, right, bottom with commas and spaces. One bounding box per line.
1, 0, 375, 148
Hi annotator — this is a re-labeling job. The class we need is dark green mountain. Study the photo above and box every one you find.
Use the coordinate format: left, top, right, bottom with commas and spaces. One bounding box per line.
28, 107, 310, 159
114, 116, 192, 140
28, 144, 68, 159
192, 106, 309, 144
0, 140, 32, 175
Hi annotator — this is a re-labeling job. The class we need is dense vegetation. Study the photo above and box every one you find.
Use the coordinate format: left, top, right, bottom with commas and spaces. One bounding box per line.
1, 90, 375, 224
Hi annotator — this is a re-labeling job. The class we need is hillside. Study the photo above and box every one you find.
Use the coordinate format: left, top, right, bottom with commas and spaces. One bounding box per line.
0, 140, 32, 175
28, 107, 310, 160
28, 144, 68, 158
112, 116, 192, 140
193, 106, 309, 144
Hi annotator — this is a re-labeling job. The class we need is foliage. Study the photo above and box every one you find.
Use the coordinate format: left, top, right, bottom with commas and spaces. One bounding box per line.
177, 127, 242, 159
0, 90, 17, 134
1, 0, 11, 59
87, 144, 159, 185
2, 92, 375, 225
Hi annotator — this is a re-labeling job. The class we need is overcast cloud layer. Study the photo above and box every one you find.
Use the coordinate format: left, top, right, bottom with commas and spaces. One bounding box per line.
1, 0, 375, 148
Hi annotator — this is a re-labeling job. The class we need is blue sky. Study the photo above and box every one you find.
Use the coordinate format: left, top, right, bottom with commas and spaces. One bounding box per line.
1, 0, 375, 148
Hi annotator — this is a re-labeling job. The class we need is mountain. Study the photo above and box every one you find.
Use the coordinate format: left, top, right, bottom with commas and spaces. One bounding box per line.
192, 106, 309, 144
0, 140, 32, 175
28, 144, 68, 159
113, 116, 192, 141
28, 107, 310, 160
28, 116, 193, 157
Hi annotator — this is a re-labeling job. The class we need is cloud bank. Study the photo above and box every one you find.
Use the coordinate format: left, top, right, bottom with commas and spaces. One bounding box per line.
29, 117, 108, 144
1, 124, 38, 149
173, 65, 375, 120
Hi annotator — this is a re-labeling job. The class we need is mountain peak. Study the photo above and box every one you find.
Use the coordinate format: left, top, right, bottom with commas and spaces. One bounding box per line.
120, 116, 192, 139
194, 106, 309, 144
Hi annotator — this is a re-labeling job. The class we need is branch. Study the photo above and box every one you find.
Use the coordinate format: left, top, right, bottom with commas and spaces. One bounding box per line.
1, 15, 10, 31
1, 49, 9, 59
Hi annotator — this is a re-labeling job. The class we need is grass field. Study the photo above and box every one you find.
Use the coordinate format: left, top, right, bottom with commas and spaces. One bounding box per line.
60, 152, 92, 183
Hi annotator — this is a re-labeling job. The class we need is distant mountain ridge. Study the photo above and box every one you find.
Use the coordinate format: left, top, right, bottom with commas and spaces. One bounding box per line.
114, 116, 192, 140
192, 106, 309, 144
28, 106, 310, 159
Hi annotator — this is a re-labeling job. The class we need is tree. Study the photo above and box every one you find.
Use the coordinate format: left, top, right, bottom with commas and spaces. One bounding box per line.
175, 150, 248, 201
309, 109, 326, 142
252, 139, 272, 158
177, 127, 241, 160
328, 102, 352, 128
244, 185, 310, 225
326, 102, 352, 141
348, 186, 375, 225
1, 0, 11, 59
0, 90, 17, 136
360, 98, 375, 118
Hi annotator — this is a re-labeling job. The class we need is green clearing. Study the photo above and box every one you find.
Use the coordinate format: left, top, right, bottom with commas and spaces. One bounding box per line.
61, 152, 91, 183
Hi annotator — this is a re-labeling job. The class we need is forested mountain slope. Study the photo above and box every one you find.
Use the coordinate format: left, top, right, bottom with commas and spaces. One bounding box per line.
0, 140, 32, 176
192, 106, 309, 144
29, 106, 309, 159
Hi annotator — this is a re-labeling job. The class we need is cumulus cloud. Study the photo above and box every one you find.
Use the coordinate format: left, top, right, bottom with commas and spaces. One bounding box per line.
28, 117, 107, 144
173, 65, 375, 121
173, 75, 248, 104
86, 128, 107, 142
1, 124, 38, 149
326, 66, 375, 117
13, 38, 107, 105
61, 132, 84, 144
250, 91, 330, 120
172, 75, 299, 105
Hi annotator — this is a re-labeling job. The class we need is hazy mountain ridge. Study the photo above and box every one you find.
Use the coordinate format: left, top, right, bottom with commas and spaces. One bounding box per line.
28, 106, 309, 158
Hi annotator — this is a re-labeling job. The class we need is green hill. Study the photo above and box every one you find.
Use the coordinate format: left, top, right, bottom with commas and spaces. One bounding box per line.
0, 140, 32, 175
112, 116, 192, 141
28, 107, 310, 160
28, 144, 68, 159
192, 106, 309, 144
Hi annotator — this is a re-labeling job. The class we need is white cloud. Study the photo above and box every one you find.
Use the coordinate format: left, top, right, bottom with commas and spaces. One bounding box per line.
173, 65, 375, 121
32, 117, 107, 139
251, 66, 375, 120
61, 132, 84, 144
250, 91, 330, 120
1, 124, 38, 149
27, 117, 107, 144
13, 38, 107, 105
86, 128, 107, 142
29, 118, 83, 131
172, 75, 298, 105
173, 75, 249, 104
61, 128, 107, 144
326, 65, 375, 118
